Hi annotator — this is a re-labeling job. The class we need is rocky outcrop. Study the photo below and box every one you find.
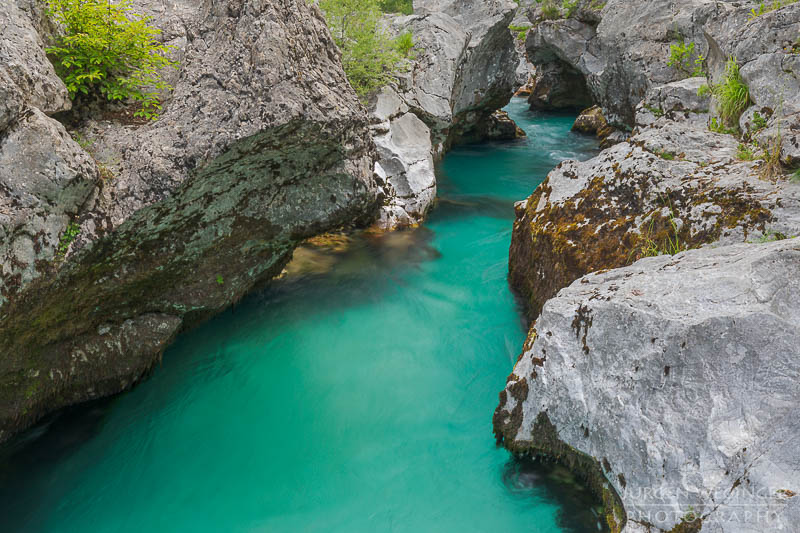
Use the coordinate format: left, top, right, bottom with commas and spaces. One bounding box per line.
509, 73, 800, 320
368, 0, 521, 228
495, 239, 800, 533
0, 0, 379, 442
523, 0, 800, 138
571, 104, 609, 136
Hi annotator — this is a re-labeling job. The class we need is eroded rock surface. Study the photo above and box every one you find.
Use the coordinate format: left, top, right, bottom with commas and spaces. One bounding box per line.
495, 239, 800, 533
510, 77, 800, 320
368, 0, 520, 228
0, 0, 378, 442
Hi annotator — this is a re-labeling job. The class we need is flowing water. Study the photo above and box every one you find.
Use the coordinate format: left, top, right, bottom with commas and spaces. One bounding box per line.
0, 99, 601, 532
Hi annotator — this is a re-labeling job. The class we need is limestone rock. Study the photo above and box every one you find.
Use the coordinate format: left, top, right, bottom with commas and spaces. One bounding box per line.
571, 105, 608, 136
369, 0, 521, 228
0, 1, 70, 116
0, 0, 379, 442
0, 108, 99, 306
495, 239, 800, 533
523, 1, 800, 128
508, 118, 800, 320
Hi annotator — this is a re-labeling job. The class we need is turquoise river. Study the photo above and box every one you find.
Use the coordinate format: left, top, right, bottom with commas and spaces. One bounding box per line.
0, 99, 601, 532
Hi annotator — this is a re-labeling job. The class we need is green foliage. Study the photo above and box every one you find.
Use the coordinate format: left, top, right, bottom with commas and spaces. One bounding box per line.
791, 168, 800, 183
709, 116, 737, 135
634, 200, 686, 260
320, 0, 414, 99
753, 229, 789, 243
45, 0, 177, 120
753, 111, 768, 130
712, 57, 750, 128
378, 0, 412, 14
645, 105, 665, 117
667, 37, 705, 77
697, 83, 711, 98
57, 222, 81, 258
537, 0, 561, 20
216, 274, 224, 285
561, 0, 580, 17
736, 143, 757, 161
509, 24, 531, 41
658, 150, 675, 160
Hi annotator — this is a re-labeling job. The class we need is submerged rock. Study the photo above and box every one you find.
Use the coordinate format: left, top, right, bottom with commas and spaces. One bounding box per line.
495, 239, 800, 533
0, 0, 378, 442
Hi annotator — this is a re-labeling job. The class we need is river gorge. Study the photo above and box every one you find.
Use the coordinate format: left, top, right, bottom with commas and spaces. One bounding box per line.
0, 100, 604, 532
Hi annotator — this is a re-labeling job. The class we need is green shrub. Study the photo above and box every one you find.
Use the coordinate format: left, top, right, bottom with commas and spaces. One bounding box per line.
46, 0, 177, 120
736, 143, 756, 161
711, 57, 750, 129
697, 83, 711, 98
561, 0, 580, 17
538, 0, 561, 20
320, 0, 413, 99
57, 222, 81, 258
378, 0, 413, 14
667, 37, 705, 77
753, 111, 768, 130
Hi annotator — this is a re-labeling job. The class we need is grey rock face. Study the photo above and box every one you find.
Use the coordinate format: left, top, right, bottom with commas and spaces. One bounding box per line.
508, 97, 800, 320
495, 239, 800, 533
0, 0, 379, 442
0, 1, 70, 116
523, 0, 800, 130
368, 0, 520, 228
370, 90, 436, 228
0, 108, 99, 305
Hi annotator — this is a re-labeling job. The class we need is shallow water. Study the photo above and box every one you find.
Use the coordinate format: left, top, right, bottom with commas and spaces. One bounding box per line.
0, 99, 601, 532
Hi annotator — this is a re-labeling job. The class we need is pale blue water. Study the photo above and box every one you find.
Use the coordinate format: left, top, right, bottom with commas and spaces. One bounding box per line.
0, 99, 600, 532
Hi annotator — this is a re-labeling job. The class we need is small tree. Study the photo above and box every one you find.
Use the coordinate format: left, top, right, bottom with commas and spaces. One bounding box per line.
46, 0, 177, 119
320, 0, 413, 99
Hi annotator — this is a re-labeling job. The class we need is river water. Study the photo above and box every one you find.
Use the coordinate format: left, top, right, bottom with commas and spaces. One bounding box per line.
0, 99, 601, 532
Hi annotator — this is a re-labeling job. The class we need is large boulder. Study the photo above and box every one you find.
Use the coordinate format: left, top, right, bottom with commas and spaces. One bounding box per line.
509, 77, 800, 320
367, 0, 520, 228
494, 239, 800, 533
0, 0, 379, 442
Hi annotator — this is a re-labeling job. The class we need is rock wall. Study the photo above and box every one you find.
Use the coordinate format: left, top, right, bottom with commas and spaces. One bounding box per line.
495, 240, 800, 533
370, 0, 520, 228
0, 0, 379, 442
500, 3, 800, 532
509, 79, 800, 320
524, 0, 800, 145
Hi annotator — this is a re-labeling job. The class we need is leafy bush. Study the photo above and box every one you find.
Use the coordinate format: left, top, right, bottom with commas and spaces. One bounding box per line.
753, 111, 768, 130
57, 222, 81, 258
378, 0, 413, 14
46, 0, 177, 119
667, 38, 705, 77
320, 0, 414, 99
712, 57, 750, 128
736, 143, 756, 161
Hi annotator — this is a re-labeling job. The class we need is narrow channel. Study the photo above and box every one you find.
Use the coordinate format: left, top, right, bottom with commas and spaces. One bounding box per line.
0, 99, 602, 532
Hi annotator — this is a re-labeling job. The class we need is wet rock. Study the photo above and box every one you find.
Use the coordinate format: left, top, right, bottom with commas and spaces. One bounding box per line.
571, 105, 608, 136
496, 239, 800, 533
481, 110, 526, 140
